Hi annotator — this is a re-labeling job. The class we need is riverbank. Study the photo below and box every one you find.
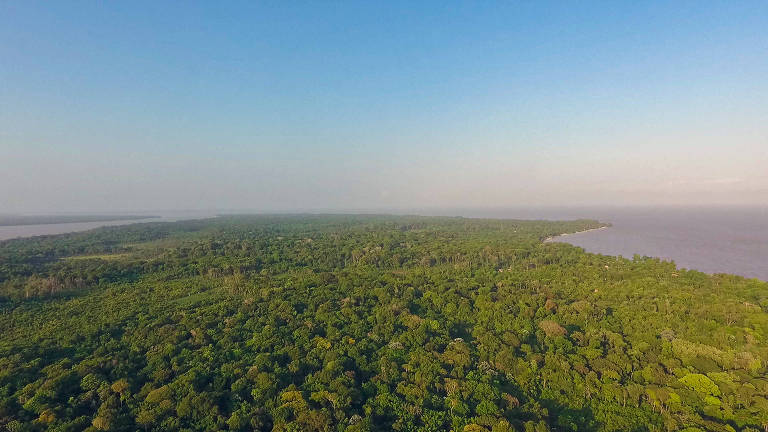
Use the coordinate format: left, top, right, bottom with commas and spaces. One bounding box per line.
0, 215, 158, 227
543, 225, 610, 243
0, 213, 218, 241
540, 207, 768, 280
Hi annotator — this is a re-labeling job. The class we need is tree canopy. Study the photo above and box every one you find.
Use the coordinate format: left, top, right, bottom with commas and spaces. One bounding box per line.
0, 215, 766, 431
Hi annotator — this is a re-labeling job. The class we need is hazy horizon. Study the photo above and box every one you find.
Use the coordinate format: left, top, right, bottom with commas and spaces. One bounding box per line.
2, 203, 768, 220
2, 2, 767, 212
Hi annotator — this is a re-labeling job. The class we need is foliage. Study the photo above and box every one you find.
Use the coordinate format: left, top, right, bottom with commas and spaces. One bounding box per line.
0, 215, 767, 431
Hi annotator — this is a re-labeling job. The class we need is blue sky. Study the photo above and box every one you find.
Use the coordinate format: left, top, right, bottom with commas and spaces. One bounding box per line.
1, 1, 767, 212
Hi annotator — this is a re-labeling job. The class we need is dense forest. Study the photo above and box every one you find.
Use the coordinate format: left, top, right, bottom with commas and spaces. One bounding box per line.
0, 215, 766, 432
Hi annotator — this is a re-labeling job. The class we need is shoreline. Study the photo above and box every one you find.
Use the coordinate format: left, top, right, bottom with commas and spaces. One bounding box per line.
543, 225, 609, 243
0, 214, 218, 242
0, 215, 159, 227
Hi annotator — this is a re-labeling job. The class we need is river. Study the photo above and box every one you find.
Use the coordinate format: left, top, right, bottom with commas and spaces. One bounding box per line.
0, 212, 217, 241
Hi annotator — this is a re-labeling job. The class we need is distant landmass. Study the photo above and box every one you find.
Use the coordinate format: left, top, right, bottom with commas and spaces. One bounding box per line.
0, 215, 158, 226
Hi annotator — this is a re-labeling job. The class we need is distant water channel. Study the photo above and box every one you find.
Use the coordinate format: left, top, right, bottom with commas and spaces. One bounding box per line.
417, 206, 768, 281
0, 212, 216, 241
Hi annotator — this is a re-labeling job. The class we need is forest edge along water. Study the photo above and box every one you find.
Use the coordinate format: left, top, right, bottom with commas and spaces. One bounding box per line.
543, 226, 611, 243
538, 207, 768, 281
2, 207, 766, 281
0, 212, 218, 241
